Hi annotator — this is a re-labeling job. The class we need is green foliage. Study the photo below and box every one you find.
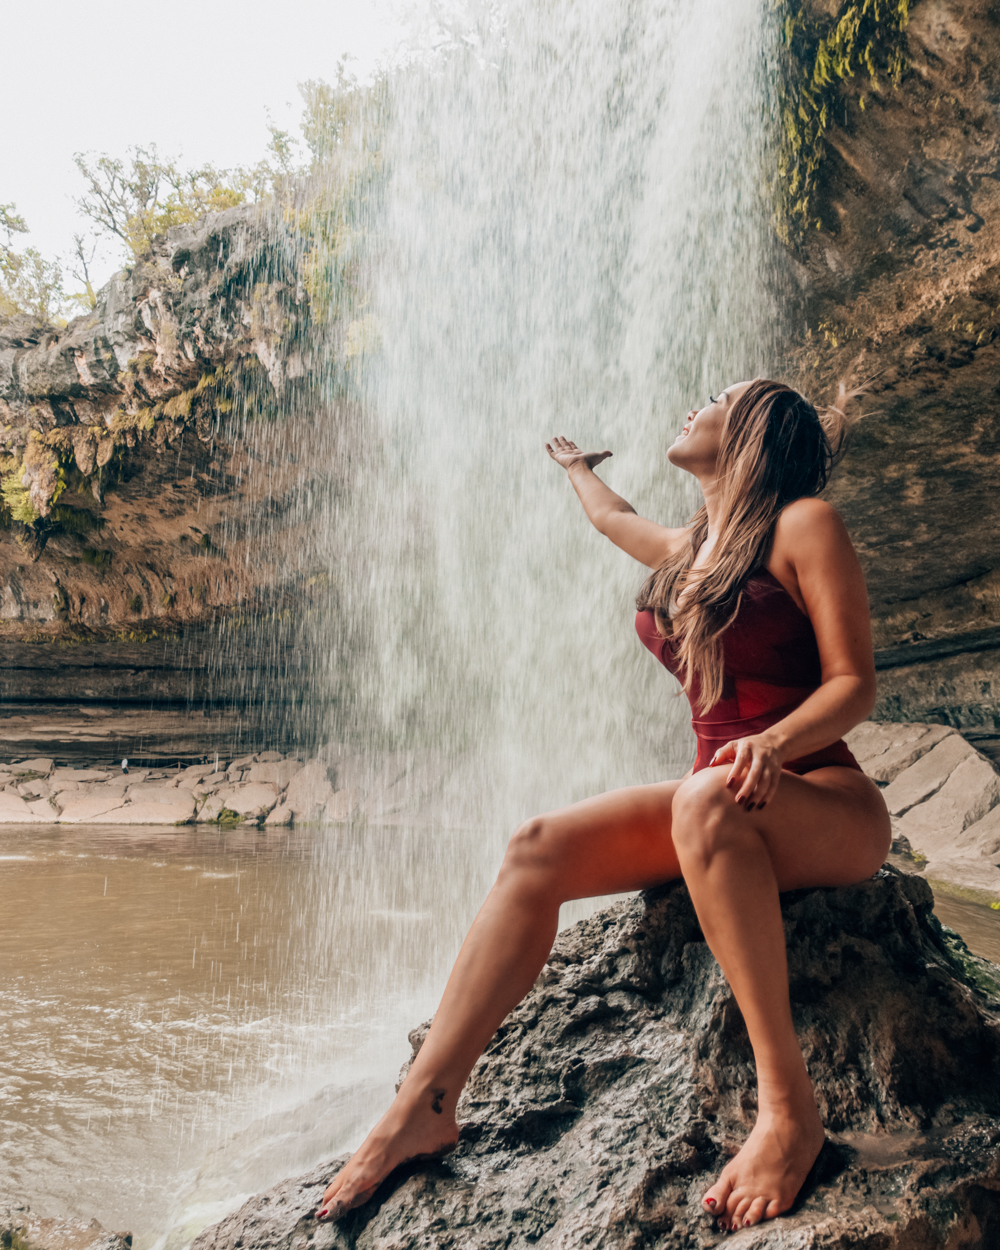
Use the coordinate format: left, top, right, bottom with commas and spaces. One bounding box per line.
73, 130, 299, 263
49, 504, 99, 535
0, 458, 38, 524
294, 70, 388, 342
127, 592, 143, 613
0, 202, 68, 323
80, 547, 112, 568
776, 0, 910, 236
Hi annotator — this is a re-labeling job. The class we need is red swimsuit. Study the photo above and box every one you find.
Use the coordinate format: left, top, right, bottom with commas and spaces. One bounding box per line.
635, 569, 862, 776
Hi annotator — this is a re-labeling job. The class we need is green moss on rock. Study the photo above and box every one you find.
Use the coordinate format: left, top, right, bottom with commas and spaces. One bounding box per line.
776, 0, 910, 236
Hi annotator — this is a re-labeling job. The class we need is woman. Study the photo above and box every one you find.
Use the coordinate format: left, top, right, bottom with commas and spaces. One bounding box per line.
317, 378, 891, 1232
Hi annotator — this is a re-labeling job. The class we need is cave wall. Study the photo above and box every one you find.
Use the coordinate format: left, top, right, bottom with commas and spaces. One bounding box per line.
785, 0, 1000, 739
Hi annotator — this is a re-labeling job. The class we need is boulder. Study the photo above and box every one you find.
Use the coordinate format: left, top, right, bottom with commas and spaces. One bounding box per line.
125, 782, 195, 805
264, 804, 293, 827
882, 734, 978, 816
175, 763, 219, 785
10, 758, 54, 777
57, 793, 133, 824
283, 760, 339, 823
245, 760, 302, 788
844, 721, 953, 785
0, 792, 45, 823
192, 869, 1000, 1250
214, 783, 278, 820
197, 795, 229, 823
257, 751, 286, 763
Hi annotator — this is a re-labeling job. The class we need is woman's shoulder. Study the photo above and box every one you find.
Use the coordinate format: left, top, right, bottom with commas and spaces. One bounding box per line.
773, 497, 847, 544
771, 497, 855, 573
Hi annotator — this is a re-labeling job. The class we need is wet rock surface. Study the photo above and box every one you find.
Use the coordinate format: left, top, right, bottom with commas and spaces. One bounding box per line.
191, 868, 1000, 1250
0, 746, 449, 828
0, 1203, 131, 1250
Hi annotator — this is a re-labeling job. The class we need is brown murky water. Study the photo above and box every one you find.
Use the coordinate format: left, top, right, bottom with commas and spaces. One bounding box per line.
0, 823, 506, 1249
2, 828, 998, 1250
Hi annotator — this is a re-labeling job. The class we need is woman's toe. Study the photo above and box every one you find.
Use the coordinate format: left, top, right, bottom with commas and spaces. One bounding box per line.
731, 1195, 753, 1226
765, 1196, 784, 1220
743, 1196, 768, 1226
701, 1175, 733, 1220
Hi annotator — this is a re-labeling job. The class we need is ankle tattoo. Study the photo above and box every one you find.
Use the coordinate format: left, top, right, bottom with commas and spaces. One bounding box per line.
431, 1088, 446, 1114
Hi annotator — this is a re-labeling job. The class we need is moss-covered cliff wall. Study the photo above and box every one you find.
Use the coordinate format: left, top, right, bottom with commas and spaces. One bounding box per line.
781, 0, 1000, 749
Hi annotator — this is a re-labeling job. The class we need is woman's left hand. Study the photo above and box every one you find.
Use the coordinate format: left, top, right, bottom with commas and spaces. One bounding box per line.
709, 734, 785, 811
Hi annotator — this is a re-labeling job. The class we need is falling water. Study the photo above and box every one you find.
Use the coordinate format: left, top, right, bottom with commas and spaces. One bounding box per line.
337, 0, 782, 830
1, 2, 788, 1245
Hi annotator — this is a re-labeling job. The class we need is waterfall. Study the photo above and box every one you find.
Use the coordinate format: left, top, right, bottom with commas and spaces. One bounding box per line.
329, 0, 781, 833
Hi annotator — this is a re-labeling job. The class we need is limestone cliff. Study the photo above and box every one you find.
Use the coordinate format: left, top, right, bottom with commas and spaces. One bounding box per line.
0, 206, 353, 747
783, 0, 1000, 747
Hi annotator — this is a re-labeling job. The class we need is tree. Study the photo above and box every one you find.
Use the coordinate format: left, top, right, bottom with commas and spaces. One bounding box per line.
73, 134, 301, 263
0, 202, 66, 323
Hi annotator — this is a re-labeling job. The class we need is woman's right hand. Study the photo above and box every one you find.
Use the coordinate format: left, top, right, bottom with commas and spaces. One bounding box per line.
545, 436, 612, 473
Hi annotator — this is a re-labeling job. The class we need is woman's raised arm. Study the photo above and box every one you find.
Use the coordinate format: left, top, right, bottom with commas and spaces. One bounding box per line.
546, 436, 687, 569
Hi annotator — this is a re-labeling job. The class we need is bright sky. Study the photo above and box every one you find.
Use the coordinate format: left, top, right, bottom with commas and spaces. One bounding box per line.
1, 0, 407, 289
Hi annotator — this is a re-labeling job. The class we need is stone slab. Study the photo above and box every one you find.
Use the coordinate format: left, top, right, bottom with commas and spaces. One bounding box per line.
57, 793, 133, 823
51, 768, 113, 783
0, 792, 45, 823
895, 751, 1000, 851
881, 733, 977, 816
10, 758, 54, 776
26, 798, 59, 820
97, 800, 194, 825
844, 721, 953, 784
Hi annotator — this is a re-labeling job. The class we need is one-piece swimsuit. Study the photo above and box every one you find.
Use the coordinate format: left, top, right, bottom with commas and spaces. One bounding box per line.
635, 569, 862, 775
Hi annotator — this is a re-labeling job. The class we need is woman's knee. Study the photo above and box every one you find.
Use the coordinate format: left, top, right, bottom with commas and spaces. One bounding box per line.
501, 815, 567, 886
671, 768, 753, 863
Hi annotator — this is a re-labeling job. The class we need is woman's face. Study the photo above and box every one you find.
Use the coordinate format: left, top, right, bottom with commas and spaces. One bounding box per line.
667, 381, 751, 474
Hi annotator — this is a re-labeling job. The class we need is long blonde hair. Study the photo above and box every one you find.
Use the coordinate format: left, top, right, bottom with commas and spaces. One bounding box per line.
636, 378, 846, 713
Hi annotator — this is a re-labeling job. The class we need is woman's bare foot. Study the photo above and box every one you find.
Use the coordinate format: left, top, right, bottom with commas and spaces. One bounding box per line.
315, 1084, 461, 1222
701, 1094, 825, 1231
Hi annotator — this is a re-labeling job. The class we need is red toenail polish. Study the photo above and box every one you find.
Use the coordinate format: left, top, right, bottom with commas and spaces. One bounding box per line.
705, 1198, 716, 1208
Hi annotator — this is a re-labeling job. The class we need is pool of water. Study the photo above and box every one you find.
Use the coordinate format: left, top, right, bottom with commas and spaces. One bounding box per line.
0, 821, 609, 1250
2, 827, 998, 1250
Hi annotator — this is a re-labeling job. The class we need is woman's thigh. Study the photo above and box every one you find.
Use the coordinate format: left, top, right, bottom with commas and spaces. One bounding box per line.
673, 764, 891, 891
509, 781, 685, 901
513, 765, 889, 903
